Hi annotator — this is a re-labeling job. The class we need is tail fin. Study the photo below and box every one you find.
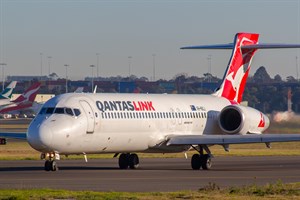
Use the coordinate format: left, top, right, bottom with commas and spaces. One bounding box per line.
181, 32, 300, 103
214, 33, 259, 103
13, 82, 41, 103
0, 81, 17, 99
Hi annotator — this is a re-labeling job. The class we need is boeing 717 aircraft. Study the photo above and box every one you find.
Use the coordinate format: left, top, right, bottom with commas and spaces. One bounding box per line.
2, 33, 300, 171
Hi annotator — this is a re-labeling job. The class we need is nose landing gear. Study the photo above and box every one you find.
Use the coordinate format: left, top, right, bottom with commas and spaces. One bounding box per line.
41, 152, 60, 171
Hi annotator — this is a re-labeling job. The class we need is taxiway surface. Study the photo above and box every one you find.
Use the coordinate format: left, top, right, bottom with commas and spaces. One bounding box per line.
0, 156, 300, 192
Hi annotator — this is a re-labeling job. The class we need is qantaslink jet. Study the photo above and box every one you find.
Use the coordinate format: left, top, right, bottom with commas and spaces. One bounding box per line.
2, 33, 300, 171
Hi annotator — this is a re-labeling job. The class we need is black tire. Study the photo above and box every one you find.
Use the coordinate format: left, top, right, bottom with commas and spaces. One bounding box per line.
44, 160, 51, 171
191, 154, 201, 170
201, 154, 212, 170
119, 153, 129, 169
129, 154, 139, 169
50, 160, 58, 171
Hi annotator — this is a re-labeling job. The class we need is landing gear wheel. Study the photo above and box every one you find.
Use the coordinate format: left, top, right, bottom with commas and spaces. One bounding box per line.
201, 154, 212, 170
44, 160, 58, 171
119, 153, 129, 169
50, 160, 58, 171
191, 154, 201, 170
129, 153, 139, 169
45, 160, 51, 171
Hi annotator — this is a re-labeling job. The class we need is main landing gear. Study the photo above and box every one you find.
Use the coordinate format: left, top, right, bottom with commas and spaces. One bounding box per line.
191, 145, 212, 170
118, 153, 139, 169
41, 152, 59, 171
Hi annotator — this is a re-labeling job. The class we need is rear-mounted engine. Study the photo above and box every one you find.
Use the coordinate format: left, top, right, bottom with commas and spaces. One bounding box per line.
218, 105, 270, 135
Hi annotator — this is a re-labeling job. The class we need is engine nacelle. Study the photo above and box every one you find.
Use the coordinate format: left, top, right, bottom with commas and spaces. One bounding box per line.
218, 105, 270, 135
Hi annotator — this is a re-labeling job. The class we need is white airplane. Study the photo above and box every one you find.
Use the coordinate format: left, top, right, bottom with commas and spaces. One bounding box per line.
2, 32, 300, 172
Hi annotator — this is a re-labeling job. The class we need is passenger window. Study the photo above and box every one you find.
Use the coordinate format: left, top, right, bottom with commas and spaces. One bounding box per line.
74, 109, 81, 116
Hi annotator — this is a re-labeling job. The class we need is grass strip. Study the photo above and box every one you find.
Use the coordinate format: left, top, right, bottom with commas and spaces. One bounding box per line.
0, 181, 300, 200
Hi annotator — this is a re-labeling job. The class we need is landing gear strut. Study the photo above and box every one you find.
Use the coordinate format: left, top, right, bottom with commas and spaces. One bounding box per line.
191, 145, 212, 170
118, 153, 139, 169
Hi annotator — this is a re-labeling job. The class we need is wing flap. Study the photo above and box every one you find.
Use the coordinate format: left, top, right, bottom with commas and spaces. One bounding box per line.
167, 134, 300, 146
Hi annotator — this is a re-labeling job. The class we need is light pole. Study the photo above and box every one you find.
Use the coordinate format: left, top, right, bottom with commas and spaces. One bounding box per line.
296, 56, 299, 81
64, 64, 70, 93
128, 56, 132, 77
152, 54, 156, 81
48, 56, 52, 76
90, 65, 95, 92
0, 63, 6, 91
40, 53, 43, 79
207, 55, 212, 82
96, 53, 100, 78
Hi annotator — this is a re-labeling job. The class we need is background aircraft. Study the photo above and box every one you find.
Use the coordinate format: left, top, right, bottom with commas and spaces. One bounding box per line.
0, 82, 41, 114
2, 33, 300, 172
0, 81, 17, 106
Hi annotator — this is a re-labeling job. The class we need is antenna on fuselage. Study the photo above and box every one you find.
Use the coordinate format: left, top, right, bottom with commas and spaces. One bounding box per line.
93, 85, 97, 94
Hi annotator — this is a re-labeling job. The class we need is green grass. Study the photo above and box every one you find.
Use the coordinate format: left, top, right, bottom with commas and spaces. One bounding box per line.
1, 181, 300, 199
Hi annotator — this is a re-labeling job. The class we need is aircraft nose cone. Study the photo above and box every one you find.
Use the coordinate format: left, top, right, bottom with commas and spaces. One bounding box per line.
27, 122, 53, 152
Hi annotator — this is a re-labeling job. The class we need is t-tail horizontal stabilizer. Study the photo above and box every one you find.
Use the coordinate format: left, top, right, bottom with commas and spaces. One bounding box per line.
181, 43, 300, 49
181, 33, 300, 104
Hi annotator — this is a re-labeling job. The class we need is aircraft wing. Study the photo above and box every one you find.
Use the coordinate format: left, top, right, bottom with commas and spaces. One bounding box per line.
166, 134, 300, 146
0, 132, 27, 140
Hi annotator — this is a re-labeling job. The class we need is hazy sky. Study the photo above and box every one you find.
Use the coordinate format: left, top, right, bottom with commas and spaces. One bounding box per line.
0, 0, 300, 80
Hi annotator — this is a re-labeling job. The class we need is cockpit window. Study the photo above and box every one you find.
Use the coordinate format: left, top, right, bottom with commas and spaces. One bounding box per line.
74, 109, 81, 116
39, 106, 80, 117
46, 107, 55, 114
54, 107, 65, 114
39, 107, 47, 114
65, 108, 74, 116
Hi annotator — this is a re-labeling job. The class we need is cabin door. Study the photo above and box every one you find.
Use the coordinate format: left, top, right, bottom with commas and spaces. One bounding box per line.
80, 100, 95, 133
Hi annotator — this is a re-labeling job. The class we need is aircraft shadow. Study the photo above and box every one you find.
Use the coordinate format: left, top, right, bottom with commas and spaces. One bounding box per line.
0, 166, 119, 172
